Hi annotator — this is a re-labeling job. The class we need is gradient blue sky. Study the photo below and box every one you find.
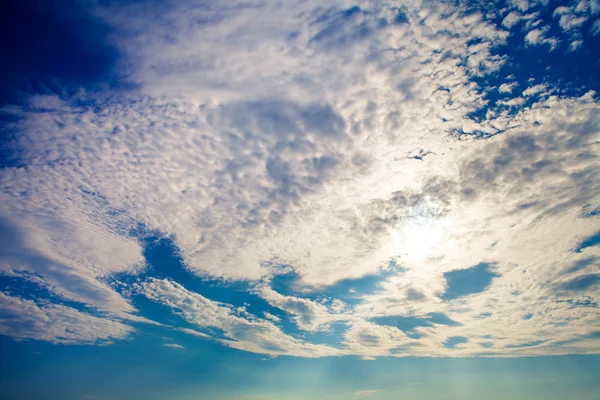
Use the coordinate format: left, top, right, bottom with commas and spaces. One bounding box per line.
1, 0, 600, 399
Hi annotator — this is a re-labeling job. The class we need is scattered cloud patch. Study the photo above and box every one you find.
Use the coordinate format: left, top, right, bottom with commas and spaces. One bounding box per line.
503, 11, 523, 29
162, 343, 184, 349
498, 82, 518, 93
524, 27, 559, 49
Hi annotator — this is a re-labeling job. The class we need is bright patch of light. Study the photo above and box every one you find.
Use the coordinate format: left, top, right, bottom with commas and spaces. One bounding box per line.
390, 216, 451, 262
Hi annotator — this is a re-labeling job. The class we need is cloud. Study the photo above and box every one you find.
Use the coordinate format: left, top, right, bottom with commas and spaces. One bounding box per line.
521, 83, 548, 97
524, 26, 558, 49
502, 11, 522, 29
179, 328, 213, 340
548, 1, 600, 46
162, 343, 185, 349
498, 82, 518, 93
262, 312, 281, 323
0, 0, 599, 359
0, 215, 142, 318
256, 285, 351, 331
569, 39, 584, 51
139, 278, 340, 357
592, 19, 600, 35
508, 0, 531, 12
0, 292, 133, 345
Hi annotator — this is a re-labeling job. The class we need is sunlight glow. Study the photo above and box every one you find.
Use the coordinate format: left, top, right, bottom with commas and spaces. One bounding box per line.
390, 216, 451, 262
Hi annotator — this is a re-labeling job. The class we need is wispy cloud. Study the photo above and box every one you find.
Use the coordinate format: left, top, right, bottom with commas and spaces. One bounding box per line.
162, 343, 185, 349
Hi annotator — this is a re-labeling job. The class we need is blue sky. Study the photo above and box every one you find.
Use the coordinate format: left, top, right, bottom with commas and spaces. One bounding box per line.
1, 0, 600, 399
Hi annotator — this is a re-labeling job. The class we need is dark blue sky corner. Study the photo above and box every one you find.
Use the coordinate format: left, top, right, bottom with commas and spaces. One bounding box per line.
0, 0, 129, 169
0, 0, 124, 106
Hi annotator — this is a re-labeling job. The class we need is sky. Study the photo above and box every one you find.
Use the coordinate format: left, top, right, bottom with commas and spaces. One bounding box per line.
0, 0, 599, 399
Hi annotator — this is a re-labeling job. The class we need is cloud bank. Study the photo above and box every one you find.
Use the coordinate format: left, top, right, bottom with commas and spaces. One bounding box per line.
0, 0, 599, 358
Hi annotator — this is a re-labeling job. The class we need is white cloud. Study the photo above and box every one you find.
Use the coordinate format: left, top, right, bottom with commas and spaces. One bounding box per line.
508, 0, 531, 12
553, 6, 572, 17
179, 328, 212, 340
262, 312, 281, 323
257, 285, 352, 331
551, 2, 599, 43
0, 292, 133, 344
569, 39, 584, 51
1, 0, 599, 358
592, 19, 600, 35
502, 11, 522, 29
162, 343, 184, 349
353, 92, 600, 357
558, 13, 587, 31
140, 278, 341, 357
498, 82, 518, 93
522, 83, 548, 96
1, 1, 512, 287
524, 27, 559, 49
